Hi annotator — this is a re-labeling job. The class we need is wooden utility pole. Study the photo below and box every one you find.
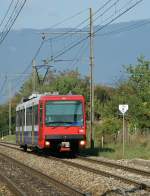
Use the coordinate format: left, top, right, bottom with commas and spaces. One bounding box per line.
89, 8, 94, 149
32, 59, 36, 93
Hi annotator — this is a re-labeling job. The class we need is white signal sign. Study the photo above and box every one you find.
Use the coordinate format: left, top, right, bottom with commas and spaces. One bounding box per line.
119, 104, 128, 114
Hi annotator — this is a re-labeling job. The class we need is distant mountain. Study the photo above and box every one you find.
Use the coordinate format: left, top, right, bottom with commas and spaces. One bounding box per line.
0, 19, 150, 90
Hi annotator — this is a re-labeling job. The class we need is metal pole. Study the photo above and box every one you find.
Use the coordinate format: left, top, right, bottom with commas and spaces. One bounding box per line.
32, 59, 36, 93
9, 80, 11, 135
122, 113, 125, 157
89, 8, 94, 149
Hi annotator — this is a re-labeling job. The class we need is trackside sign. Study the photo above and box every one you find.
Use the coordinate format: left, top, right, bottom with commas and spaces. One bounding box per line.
119, 104, 128, 114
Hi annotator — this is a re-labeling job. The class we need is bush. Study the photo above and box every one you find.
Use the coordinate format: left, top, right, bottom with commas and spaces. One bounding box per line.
99, 118, 121, 135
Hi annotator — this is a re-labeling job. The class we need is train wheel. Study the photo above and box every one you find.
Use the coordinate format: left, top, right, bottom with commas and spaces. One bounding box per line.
71, 142, 79, 154
23, 144, 27, 152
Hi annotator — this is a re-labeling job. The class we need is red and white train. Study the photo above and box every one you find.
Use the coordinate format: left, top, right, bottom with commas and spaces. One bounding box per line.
16, 93, 86, 153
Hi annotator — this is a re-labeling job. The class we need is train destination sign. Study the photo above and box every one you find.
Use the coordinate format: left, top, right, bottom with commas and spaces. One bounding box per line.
119, 104, 128, 114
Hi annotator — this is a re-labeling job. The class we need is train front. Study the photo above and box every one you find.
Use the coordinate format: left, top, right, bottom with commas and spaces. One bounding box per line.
38, 95, 86, 152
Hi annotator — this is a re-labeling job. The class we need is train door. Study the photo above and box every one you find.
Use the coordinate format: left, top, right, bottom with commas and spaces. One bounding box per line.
32, 103, 35, 145
16, 109, 20, 144
38, 102, 44, 148
21, 108, 25, 144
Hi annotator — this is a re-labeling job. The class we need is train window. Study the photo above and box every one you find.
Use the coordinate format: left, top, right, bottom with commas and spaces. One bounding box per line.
26, 107, 32, 125
16, 111, 19, 126
40, 103, 43, 125
26, 108, 29, 125
17, 110, 24, 126
22, 109, 25, 126
19, 110, 22, 126
32, 105, 34, 125
34, 105, 38, 125
45, 101, 83, 126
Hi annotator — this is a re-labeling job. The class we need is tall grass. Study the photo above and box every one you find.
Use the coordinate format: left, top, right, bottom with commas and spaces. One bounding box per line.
85, 124, 150, 160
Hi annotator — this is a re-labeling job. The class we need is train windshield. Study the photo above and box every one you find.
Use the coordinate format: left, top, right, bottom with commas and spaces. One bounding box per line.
45, 101, 83, 126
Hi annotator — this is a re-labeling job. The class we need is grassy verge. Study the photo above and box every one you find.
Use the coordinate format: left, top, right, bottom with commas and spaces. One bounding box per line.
81, 139, 150, 160
0, 134, 16, 143
84, 123, 150, 160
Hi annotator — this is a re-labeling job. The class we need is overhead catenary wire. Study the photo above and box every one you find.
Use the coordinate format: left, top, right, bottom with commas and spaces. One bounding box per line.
11, 8, 91, 90
0, 0, 15, 28
0, 0, 20, 32
0, 75, 7, 95
40, 0, 122, 68
93, 0, 121, 23
94, 0, 135, 26
44, 0, 140, 62
96, 19, 150, 37
0, 0, 27, 45
0, 0, 26, 44
49, 8, 88, 29
45, 0, 118, 42
15, 0, 143, 85
54, 39, 89, 71
10, 0, 144, 97
45, 0, 140, 44
12, 0, 123, 80
49, 0, 121, 58
69, 41, 89, 68
29, 0, 144, 88
40, 8, 89, 42
94, 0, 144, 35
46, 0, 144, 63
13, 38, 45, 90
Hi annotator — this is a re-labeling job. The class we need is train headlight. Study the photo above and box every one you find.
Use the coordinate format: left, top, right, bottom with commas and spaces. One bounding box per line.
45, 141, 50, 147
79, 140, 86, 146
79, 129, 84, 133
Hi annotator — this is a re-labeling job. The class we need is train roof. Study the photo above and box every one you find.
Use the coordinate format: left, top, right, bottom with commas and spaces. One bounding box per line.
40, 94, 84, 101
16, 93, 84, 111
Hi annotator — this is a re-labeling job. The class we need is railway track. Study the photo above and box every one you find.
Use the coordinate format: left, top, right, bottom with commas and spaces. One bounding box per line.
0, 144, 88, 196
77, 156, 150, 177
0, 171, 26, 196
0, 142, 150, 194
47, 155, 150, 191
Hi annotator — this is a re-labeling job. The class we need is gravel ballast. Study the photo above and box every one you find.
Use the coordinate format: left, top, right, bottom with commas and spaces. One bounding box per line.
0, 145, 149, 196
0, 181, 15, 196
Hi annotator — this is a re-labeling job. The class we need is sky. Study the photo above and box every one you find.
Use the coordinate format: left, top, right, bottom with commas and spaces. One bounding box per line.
0, 0, 150, 103
0, 0, 150, 30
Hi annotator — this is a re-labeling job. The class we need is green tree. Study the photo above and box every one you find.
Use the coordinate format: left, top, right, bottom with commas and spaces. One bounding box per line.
124, 57, 150, 132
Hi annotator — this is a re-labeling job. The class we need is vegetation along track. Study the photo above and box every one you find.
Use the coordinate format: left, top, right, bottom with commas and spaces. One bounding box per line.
1, 142, 150, 193
0, 143, 88, 196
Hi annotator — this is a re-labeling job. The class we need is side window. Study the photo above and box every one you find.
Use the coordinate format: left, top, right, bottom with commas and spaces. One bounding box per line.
16, 109, 25, 126
19, 110, 22, 126
16, 111, 19, 126
26, 107, 32, 126
30, 107, 32, 125
26, 108, 29, 126
32, 105, 34, 126
22, 109, 25, 126
34, 105, 38, 125
40, 103, 43, 125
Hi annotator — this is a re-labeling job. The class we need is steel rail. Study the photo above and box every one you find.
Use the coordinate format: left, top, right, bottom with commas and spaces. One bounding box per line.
0, 171, 27, 196
0, 150, 88, 196
0, 142, 150, 192
47, 156, 150, 192
77, 156, 150, 177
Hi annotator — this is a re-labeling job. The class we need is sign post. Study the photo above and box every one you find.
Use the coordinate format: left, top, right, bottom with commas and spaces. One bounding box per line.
119, 104, 128, 157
